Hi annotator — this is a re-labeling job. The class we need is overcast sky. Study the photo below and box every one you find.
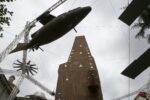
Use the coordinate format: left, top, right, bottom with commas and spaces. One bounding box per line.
0, 0, 150, 100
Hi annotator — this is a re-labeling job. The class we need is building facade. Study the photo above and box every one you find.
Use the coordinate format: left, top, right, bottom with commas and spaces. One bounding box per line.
55, 36, 103, 100
15, 95, 47, 100
0, 74, 47, 100
0, 74, 13, 100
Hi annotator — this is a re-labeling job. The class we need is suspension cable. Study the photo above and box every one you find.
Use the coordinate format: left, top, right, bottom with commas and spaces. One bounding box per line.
128, 0, 131, 100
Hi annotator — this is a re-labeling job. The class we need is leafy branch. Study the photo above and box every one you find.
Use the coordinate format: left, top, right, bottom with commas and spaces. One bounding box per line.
0, 0, 15, 38
133, 5, 150, 43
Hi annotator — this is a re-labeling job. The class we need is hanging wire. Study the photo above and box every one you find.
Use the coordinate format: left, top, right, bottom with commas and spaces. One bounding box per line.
127, 0, 131, 100
108, 0, 118, 15
106, 0, 132, 99
107, 0, 127, 34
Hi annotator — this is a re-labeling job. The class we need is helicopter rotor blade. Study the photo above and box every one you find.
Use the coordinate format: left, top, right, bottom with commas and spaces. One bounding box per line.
32, 69, 37, 73
13, 63, 21, 65
13, 65, 21, 68
17, 60, 22, 64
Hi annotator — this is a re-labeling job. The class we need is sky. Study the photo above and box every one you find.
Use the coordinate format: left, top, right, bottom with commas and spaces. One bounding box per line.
0, 0, 150, 100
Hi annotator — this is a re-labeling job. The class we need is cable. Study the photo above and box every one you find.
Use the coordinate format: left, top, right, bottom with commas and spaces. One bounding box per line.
106, 0, 132, 99
107, 0, 118, 16
128, 25, 131, 100
128, 1, 131, 100
107, 0, 127, 35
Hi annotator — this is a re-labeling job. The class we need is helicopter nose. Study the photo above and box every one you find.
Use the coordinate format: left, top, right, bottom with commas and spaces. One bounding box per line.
79, 6, 92, 16
83, 6, 92, 13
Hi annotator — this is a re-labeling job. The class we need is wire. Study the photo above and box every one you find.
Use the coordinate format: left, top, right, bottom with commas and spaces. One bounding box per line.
128, 0, 131, 100
107, 0, 127, 35
107, 0, 118, 16
106, 0, 132, 99
128, 27, 131, 100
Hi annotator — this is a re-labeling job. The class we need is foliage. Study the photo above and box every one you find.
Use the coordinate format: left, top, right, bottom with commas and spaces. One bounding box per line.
133, 5, 150, 43
0, 0, 15, 38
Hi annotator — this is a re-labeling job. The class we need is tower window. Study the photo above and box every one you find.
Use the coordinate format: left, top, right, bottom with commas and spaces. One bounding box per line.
79, 52, 83, 54
79, 44, 82, 47
65, 64, 67, 67
66, 78, 69, 81
79, 64, 83, 68
91, 66, 94, 69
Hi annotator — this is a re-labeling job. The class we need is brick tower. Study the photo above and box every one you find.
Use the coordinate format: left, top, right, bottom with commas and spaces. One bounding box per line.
55, 36, 103, 100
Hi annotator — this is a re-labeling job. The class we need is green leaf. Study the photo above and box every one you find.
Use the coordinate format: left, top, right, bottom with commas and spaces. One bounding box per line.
0, 0, 16, 38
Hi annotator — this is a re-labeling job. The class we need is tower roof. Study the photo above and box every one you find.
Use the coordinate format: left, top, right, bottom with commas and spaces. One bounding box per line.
68, 36, 93, 62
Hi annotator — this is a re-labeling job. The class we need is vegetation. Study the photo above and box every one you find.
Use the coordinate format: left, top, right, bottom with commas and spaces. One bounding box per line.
0, 0, 15, 38
133, 5, 150, 43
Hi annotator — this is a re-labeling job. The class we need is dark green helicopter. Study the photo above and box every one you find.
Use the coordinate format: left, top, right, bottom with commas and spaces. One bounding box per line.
10, 6, 91, 53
